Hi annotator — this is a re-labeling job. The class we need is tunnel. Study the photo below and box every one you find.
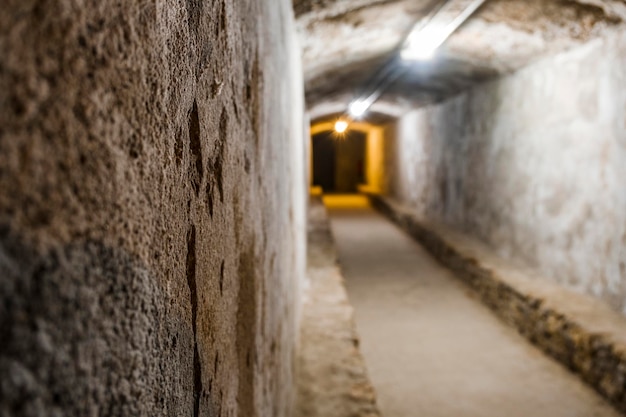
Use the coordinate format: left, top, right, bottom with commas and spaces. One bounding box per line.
1, 0, 626, 416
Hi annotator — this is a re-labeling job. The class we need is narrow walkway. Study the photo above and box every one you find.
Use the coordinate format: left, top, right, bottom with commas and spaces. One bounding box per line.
324, 195, 620, 417
296, 197, 380, 417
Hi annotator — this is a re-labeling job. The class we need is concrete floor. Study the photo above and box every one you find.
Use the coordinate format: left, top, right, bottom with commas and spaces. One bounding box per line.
295, 197, 381, 417
324, 195, 621, 417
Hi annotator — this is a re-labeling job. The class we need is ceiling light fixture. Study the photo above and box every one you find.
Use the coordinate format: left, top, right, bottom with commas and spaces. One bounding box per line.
401, 25, 447, 61
334, 120, 349, 133
341, 0, 489, 119
348, 99, 371, 119
401, 0, 488, 62
346, 66, 406, 119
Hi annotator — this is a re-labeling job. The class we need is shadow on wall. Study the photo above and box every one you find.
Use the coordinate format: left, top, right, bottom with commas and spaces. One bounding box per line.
0, 230, 193, 415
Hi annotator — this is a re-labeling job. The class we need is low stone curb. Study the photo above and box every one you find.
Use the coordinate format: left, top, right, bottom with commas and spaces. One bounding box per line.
369, 194, 626, 415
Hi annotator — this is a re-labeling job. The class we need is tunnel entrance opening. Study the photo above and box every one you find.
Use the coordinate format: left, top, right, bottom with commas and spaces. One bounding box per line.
312, 130, 366, 194
312, 131, 337, 192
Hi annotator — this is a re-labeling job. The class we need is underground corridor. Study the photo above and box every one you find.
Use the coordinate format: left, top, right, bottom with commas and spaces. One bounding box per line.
2, 0, 626, 416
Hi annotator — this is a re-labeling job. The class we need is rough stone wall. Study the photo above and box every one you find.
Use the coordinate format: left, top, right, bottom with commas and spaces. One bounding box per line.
382, 27, 626, 314
0, 1, 305, 416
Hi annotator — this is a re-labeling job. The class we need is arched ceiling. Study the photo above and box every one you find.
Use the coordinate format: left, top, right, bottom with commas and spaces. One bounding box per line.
295, 0, 626, 112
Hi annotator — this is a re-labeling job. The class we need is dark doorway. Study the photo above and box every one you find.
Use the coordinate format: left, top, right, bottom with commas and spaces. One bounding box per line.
312, 130, 366, 193
312, 131, 337, 191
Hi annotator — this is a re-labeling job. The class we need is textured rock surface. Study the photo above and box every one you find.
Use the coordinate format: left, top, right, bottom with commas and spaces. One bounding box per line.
371, 195, 626, 414
296, 0, 624, 107
380, 27, 626, 315
295, 197, 380, 417
0, 0, 306, 416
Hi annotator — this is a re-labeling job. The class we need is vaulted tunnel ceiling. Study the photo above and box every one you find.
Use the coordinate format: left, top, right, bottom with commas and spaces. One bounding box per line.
295, 0, 626, 112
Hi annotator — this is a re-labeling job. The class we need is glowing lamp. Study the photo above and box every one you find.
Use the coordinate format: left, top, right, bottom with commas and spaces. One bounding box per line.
401, 39, 438, 61
334, 120, 349, 134
349, 99, 370, 118
400, 25, 445, 61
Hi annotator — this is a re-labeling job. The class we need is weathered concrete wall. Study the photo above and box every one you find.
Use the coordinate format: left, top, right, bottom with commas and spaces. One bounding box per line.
364, 127, 385, 194
382, 28, 626, 315
0, 1, 305, 416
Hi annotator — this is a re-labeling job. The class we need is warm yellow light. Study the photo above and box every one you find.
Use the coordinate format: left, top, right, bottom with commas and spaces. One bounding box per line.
334, 120, 349, 134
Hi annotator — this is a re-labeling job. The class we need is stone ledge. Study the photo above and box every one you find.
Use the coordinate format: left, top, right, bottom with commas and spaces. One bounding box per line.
369, 194, 626, 414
